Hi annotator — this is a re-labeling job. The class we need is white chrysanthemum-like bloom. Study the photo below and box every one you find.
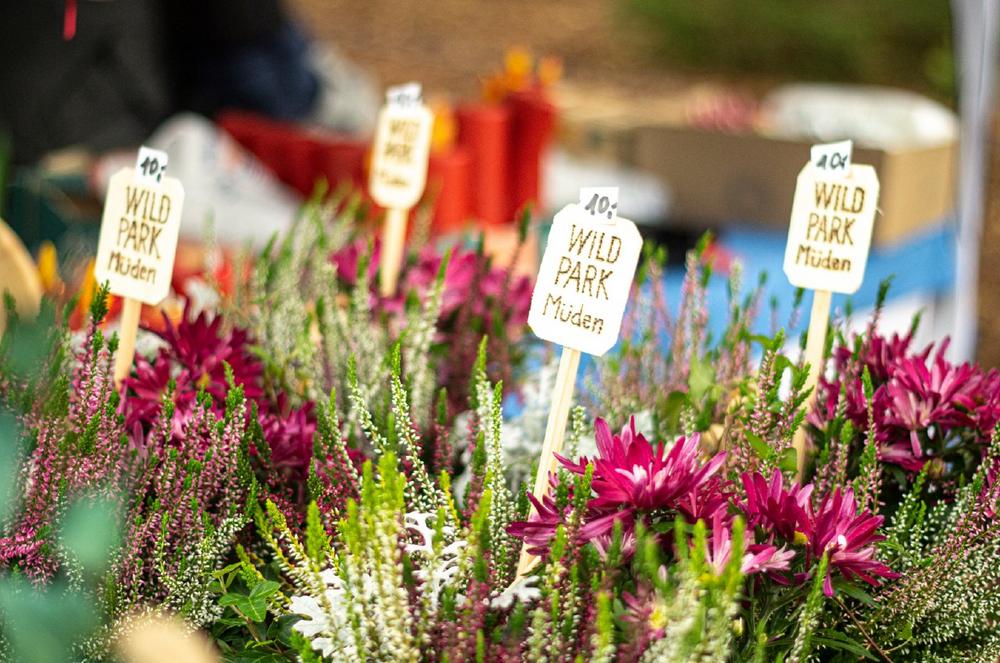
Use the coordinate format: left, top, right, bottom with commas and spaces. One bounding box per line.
404, 511, 466, 611
289, 569, 361, 660
490, 575, 541, 609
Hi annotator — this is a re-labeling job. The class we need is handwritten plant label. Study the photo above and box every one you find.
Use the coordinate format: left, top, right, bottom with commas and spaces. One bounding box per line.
810, 139, 853, 176
579, 186, 619, 222
783, 162, 879, 294
369, 87, 433, 210
386, 82, 423, 109
135, 146, 169, 185
528, 202, 643, 356
94, 167, 184, 305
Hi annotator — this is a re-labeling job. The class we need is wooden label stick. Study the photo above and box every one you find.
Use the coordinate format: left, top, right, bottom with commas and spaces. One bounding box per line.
94, 147, 184, 387
369, 83, 433, 297
515, 187, 642, 579
784, 141, 879, 479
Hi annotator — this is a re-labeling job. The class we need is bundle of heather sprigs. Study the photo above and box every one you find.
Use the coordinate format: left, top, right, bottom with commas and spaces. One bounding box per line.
2, 215, 1000, 663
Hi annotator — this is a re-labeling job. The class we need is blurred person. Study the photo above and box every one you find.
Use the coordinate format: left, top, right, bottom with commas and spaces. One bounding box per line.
0, 0, 375, 165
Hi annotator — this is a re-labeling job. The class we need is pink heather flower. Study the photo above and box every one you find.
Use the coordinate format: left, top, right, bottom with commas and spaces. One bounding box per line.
802, 487, 897, 596
739, 470, 813, 542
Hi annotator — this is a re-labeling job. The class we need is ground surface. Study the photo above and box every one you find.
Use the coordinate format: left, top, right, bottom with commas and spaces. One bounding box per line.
290, 0, 1000, 367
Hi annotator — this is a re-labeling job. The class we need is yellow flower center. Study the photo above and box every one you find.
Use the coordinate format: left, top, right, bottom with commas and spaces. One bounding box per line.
649, 604, 668, 631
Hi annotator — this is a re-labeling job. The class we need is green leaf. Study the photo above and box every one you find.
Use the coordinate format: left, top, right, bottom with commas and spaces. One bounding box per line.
778, 447, 798, 473
231, 651, 288, 663
746, 433, 776, 462
688, 357, 715, 402
238, 596, 268, 622
218, 593, 246, 607
249, 580, 281, 600
812, 631, 879, 660
59, 496, 120, 575
831, 578, 875, 606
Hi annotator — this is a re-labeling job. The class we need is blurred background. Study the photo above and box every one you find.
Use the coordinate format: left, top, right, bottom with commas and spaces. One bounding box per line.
0, 0, 995, 364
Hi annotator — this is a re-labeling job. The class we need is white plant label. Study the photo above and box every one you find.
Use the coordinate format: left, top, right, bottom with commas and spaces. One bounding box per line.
94, 167, 184, 305
386, 82, 423, 108
529, 202, 643, 356
810, 139, 853, 176
579, 186, 620, 223
783, 163, 879, 294
369, 100, 433, 210
135, 146, 169, 185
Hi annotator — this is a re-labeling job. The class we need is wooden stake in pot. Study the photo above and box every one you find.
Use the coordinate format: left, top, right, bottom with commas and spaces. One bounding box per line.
369, 82, 433, 297
515, 187, 642, 580
94, 146, 184, 387
784, 141, 879, 480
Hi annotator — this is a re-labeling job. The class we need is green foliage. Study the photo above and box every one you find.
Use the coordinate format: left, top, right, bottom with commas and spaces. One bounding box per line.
624, 0, 955, 101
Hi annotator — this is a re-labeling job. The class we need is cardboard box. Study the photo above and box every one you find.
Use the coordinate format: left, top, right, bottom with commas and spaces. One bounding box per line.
632, 125, 956, 246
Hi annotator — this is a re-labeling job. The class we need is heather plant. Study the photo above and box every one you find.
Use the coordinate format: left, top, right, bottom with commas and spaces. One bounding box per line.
588, 236, 805, 447
4, 213, 1000, 662
237, 192, 532, 429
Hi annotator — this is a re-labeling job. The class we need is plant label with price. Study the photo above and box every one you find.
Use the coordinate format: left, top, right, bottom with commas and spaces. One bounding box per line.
136, 146, 169, 185
809, 139, 853, 176
783, 161, 879, 295
529, 201, 643, 356
369, 85, 433, 210
94, 167, 184, 305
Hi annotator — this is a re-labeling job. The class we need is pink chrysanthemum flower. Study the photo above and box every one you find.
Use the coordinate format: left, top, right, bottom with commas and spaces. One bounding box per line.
884, 350, 978, 457
705, 511, 794, 578
260, 396, 317, 473
739, 469, 813, 542
802, 487, 897, 596
564, 417, 727, 519
123, 306, 263, 434
509, 416, 728, 556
